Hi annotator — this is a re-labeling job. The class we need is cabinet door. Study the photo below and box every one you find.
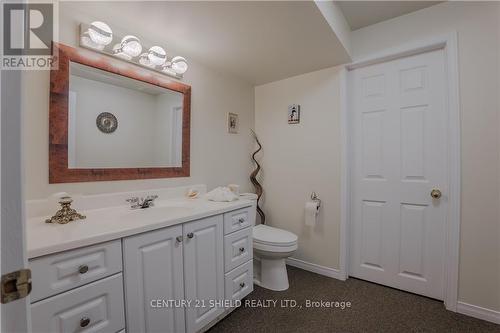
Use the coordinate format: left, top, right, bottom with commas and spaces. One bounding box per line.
123, 225, 185, 333
184, 215, 224, 333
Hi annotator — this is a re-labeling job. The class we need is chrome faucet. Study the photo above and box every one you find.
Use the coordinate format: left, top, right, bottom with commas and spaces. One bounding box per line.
126, 195, 158, 209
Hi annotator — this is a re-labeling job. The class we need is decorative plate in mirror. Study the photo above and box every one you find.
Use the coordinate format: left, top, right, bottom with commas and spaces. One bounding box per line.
96, 112, 118, 133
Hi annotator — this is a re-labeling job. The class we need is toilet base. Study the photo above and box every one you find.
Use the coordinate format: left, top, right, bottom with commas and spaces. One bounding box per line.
253, 256, 290, 291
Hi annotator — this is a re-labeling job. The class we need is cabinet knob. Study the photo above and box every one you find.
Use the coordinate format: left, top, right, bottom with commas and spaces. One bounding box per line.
239, 247, 245, 252
80, 317, 90, 328
187, 232, 194, 239
78, 265, 89, 274
238, 218, 245, 224
240, 282, 245, 288
176, 236, 183, 243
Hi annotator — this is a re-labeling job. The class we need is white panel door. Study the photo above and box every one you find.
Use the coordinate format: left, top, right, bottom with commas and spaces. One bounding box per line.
350, 49, 447, 299
123, 225, 185, 333
183, 215, 224, 333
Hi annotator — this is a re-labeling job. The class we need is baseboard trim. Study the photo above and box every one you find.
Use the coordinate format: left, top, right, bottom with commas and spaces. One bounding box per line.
286, 258, 346, 281
457, 301, 500, 325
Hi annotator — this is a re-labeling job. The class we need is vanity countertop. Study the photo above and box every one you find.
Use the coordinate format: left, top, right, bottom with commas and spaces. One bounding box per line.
26, 197, 254, 259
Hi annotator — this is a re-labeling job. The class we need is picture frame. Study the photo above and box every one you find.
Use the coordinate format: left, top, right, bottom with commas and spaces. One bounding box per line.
288, 104, 300, 124
228, 112, 239, 134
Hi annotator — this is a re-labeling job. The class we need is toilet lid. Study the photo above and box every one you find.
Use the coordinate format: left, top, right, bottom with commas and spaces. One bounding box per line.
253, 224, 298, 246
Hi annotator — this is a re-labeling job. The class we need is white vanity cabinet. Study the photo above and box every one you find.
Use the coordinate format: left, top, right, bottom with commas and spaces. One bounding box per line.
183, 215, 225, 333
123, 224, 186, 333
31, 274, 125, 333
28, 203, 255, 333
29, 241, 126, 333
222, 207, 254, 304
29, 240, 123, 303
123, 215, 225, 333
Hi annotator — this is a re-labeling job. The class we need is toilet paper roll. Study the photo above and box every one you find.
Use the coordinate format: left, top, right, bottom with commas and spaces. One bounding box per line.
305, 201, 319, 227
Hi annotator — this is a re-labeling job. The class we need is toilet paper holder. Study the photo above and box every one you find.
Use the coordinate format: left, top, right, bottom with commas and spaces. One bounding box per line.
311, 192, 321, 208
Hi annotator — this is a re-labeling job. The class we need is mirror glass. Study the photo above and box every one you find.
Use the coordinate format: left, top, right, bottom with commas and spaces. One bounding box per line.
68, 62, 183, 169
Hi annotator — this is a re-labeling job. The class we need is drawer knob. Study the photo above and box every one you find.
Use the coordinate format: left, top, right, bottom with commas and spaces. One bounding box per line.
239, 247, 245, 252
78, 265, 89, 274
240, 282, 245, 288
187, 232, 194, 239
80, 317, 90, 328
238, 218, 245, 224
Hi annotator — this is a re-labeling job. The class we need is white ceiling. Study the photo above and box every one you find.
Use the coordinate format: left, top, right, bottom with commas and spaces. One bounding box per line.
337, 1, 442, 30
62, 1, 351, 85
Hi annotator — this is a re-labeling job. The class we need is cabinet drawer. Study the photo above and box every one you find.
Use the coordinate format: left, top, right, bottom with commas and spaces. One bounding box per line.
31, 273, 125, 333
224, 227, 253, 272
225, 260, 253, 302
223, 207, 253, 235
29, 240, 122, 302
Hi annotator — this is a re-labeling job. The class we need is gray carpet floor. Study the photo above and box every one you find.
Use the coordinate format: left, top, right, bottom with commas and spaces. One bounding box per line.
209, 266, 500, 333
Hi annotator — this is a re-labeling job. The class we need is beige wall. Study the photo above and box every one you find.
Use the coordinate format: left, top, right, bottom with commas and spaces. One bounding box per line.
255, 66, 342, 269
23, 3, 255, 199
351, 2, 500, 311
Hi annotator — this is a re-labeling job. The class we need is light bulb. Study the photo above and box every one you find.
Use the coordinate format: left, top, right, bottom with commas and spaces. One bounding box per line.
139, 53, 153, 67
80, 31, 105, 50
112, 43, 132, 60
171, 56, 188, 75
88, 21, 113, 46
120, 35, 142, 57
148, 46, 166, 66
161, 63, 176, 76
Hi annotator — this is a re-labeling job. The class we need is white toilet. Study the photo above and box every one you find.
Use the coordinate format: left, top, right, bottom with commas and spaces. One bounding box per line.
253, 224, 298, 291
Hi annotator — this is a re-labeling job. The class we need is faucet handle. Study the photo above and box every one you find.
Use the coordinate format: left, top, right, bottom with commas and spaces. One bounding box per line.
126, 197, 139, 204
127, 195, 157, 209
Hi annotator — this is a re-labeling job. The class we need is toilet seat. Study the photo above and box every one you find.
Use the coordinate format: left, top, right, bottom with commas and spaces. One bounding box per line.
253, 224, 298, 252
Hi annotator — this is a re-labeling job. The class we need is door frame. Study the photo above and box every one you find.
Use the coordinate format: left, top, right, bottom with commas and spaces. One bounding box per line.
339, 32, 461, 311
1, 61, 31, 330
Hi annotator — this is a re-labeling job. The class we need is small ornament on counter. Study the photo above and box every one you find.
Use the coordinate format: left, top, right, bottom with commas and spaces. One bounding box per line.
45, 196, 86, 224
186, 188, 200, 199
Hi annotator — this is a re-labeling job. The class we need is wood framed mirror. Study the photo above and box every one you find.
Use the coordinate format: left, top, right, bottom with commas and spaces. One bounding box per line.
49, 43, 191, 183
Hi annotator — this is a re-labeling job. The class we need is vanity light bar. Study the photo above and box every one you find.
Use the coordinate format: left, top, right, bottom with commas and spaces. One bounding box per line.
79, 22, 188, 79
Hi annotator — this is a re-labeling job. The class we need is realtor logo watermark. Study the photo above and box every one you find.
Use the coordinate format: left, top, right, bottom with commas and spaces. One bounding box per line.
2, 2, 57, 69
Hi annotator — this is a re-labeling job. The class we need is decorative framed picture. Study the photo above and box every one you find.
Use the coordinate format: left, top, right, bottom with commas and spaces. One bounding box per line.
288, 104, 300, 124
227, 112, 239, 134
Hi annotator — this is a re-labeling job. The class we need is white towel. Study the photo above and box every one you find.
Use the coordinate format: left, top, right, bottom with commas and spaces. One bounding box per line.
206, 187, 239, 202
239, 193, 258, 201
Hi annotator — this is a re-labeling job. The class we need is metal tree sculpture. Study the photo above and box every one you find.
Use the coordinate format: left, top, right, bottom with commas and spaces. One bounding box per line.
250, 129, 265, 224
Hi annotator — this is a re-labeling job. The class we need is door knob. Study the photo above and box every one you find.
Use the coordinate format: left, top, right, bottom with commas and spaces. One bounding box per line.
430, 189, 442, 199
176, 236, 183, 243
187, 232, 194, 239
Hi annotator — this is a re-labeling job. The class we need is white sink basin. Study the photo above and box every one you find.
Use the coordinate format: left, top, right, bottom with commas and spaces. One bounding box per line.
121, 205, 193, 223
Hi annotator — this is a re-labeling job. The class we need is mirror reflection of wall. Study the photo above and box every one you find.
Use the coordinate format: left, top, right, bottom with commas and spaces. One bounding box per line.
68, 62, 183, 169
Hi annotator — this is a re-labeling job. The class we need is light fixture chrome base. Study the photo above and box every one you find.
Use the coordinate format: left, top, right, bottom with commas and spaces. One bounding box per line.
78, 23, 185, 80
